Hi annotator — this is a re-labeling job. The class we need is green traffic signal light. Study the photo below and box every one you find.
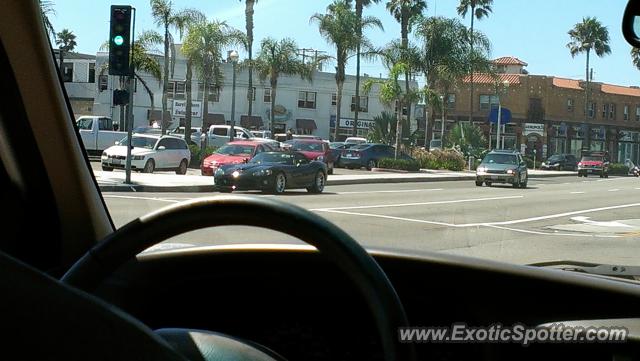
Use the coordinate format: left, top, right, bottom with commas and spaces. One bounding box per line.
113, 35, 124, 46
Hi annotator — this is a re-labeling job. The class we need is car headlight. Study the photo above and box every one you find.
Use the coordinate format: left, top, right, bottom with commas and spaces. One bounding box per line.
506, 169, 515, 174
215, 168, 224, 176
132, 155, 145, 160
477, 166, 487, 173
316, 155, 324, 162
553, 163, 560, 166
252, 169, 273, 176
232, 170, 240, 178
101, 151, 107, 158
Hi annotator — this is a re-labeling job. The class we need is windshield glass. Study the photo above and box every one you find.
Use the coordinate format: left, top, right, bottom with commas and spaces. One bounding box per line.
217, 144, 255, 156
250, 152, 293, 165
119, 136, 157, 149
53, 0, 640, 270
482, 154, 517, 165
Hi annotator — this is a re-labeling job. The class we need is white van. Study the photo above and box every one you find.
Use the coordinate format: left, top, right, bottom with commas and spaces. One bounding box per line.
206, 125, 254, 147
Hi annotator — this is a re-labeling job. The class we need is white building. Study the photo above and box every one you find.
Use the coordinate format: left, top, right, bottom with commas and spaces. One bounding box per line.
91, 45, 418, 140
54, 50, 96, 116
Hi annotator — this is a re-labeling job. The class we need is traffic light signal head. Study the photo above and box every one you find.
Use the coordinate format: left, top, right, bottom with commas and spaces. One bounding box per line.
108, 5, 132, 76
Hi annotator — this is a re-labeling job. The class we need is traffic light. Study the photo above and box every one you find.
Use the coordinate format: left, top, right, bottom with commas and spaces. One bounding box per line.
113, 89, 129, 105
108, 5, 132, 76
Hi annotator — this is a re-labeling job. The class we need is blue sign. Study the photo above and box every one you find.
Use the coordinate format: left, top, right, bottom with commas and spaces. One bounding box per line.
488, 107, 512, 124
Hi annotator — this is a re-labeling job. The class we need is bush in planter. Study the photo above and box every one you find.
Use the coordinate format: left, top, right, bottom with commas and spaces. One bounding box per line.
412, 148, 465, 171
522, 156, 542, 169
377, 158, 421, 172
609, 163, 629, 175
189, 145, 218, 167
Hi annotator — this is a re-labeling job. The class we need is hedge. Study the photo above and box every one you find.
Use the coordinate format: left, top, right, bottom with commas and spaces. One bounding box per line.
189, 145, 219, 167
377, 158, 421, 172
412, 148, 465, 171
609, 163, 629, 175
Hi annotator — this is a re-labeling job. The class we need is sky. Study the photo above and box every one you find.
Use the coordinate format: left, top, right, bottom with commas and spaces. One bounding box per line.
49, 0, 639, 86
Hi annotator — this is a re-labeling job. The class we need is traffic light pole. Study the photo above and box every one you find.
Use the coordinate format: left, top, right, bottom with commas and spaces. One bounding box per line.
125, 8, 136, 184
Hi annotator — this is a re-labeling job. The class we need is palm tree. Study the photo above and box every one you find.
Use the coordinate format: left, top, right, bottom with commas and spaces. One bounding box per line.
241, 0, 257, 117
182, 20, 245, 131
39, 0, 56, 39
100, 31, 163, 129
631, 47, 640, 70
253, 38, 316, 132
55, 29, 77, 72
386, 0, 426, 142
353, 0, 383, 137
311, 0, 382, 141
363, 61, 420, 158
567, 17, 611, 119
457, 0, 493, 123
446, 122, 486, 157
368, 111, 395, 144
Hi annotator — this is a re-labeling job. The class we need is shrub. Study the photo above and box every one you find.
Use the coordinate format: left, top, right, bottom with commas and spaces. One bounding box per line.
412, 148, 465, 171
522, 156, 542, 169
609, 163, 629, 175
377, 158, 421, 172
189, 145, 219, 167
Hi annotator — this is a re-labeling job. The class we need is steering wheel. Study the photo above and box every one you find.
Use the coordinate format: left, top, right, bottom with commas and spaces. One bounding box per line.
62, 196, 414, 361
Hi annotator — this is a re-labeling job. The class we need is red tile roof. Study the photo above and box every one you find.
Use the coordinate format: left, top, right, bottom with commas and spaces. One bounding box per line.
462, 73, 522, 84
601, 84, 640, 97
493, 56, 528, 66
552, 77, 582, 90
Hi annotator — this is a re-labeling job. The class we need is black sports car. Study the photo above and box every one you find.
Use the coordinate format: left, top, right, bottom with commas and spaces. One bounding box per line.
214, 151, 328, 194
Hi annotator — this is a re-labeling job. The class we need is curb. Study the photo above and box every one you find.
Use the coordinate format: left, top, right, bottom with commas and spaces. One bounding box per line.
98, 171, 580, 192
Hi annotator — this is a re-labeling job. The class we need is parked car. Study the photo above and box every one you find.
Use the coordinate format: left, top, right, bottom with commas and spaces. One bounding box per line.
250, 130, 272, 139
214, 151, 327, 194
344, 136, 367, 145
201, 141, 275, 176
76, 116, 126, 154
283, 139, 335, 174
170, 126, 202, 146
329, 142, 358, 168
540, 153, 578, 171
101, 134, 191, 174
205, 125, 254, 147
476, 149, 528, 188
577, 151, 610, 178
340, 143, 413, 170
248, 137, 281, 149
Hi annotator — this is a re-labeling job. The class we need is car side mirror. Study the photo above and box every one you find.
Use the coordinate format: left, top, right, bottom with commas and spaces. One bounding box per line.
115, 141, 120, 145
158, 146, 166, 151
623, 0, 640, 47
243, 158, 249, 163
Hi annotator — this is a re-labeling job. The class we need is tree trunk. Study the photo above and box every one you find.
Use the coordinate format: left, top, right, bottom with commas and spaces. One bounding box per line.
270, 77, 277, 133
246, 0, 255, 117
59, 49, 64, 75
335, 81, 344, 142
203, 81, 209, 129
468, 10, 475, 123
585, 48, 590, 119
401, 13, 411, 149
352, 1, 364, 137
185, 59, 193, 145
248, 47, 254, 117
161, 22, 170, 135
395, 99, 402, 159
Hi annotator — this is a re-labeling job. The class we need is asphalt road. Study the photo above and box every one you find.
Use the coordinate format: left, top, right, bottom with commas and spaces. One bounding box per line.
101, 175, 640, 266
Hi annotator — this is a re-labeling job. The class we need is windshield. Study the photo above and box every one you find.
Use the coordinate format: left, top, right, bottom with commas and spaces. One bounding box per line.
286, 141, 324, 152
119, 136, 157, 149
482, 154, 517, 165
52, 0, 640, 271
217, 144, 255, 156
250, 152, 293, 165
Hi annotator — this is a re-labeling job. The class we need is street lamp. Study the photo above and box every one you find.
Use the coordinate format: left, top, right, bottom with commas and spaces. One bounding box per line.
228, 50, 239, 142
495, 80, 509, 150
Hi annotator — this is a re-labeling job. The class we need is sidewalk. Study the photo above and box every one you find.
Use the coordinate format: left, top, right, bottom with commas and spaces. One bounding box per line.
96, 168, 577, 192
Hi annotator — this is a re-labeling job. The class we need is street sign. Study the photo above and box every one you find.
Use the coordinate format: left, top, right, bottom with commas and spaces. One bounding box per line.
488, 107, 512, 124
173, 100, 202, 118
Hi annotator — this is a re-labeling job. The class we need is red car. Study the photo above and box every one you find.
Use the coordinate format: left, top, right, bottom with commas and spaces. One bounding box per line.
201, 141, 274, 176
283, 139, 334, 174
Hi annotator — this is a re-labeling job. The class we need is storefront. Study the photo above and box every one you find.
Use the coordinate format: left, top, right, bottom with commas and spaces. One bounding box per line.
296, 118, 317, 135
549, 123, 568, 155
329, 116, 374, 140
522, 123, 545, 157
568, 124, 587, 158
589, 126, 606, 152
618, 130, 640, 165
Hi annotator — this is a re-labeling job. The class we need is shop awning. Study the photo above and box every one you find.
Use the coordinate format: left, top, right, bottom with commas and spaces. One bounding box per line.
296, 118, 317, 130
240, 115, 263, 128
202, 113, 225, 130
147, 109, 170, 121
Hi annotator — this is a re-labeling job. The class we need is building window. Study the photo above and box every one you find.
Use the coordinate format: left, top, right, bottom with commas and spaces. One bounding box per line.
588, 102, 596, 118
298, 91, 316, 109
602, 103, 609, 119
624, 105, 629, 120
208, 84, 220, 102
98, 74, 108, 92
446, 93, 456, 110
62, 62, 73, 82
479, 95, 499, 110
567, 98, 574, 112
175, 81, 186, 100
351, 96, 368, 112
394, 101, 408, 116
636, 106, 640, 121
264, 88, 271, 103
88, 63, 96, 83
609, 103, 616, 120
331, 93, 337, 106
166, 81, 175, 98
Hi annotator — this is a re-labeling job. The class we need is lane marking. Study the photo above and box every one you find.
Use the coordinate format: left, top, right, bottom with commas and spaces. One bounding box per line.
312, 195, 523, 212
102, 195, 183, 203
608, 189, 620, 192
570, 191, 585, 194
319, 209, 455, 227
485, 225, 621, 238
335, 188, 443, 195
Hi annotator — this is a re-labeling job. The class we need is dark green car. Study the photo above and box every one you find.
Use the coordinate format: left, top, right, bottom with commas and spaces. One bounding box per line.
475, 150, 528, 188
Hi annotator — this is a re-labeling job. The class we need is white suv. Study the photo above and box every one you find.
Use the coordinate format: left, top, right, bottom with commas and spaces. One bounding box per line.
101, 134, 191, 174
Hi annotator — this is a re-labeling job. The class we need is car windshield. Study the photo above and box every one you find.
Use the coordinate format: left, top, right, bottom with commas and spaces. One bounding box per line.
250, 152, 293, 165
119, 136, 157, 149
287, 141, 323, 152
482, 154, 517, 165
50, 0, 640, 270
217, 144, 255, 156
